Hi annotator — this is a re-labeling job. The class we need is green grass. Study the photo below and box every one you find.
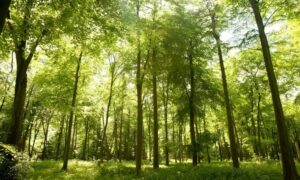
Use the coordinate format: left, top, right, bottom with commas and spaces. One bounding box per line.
27, 160, 300, 180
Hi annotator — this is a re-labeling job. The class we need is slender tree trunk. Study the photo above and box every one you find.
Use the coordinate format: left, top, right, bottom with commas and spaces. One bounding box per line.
41, 113, 52, 160
27, 124, 33, 158
56, 115, 65, 160
217, 129, 223, 161
163, 80, 169, 166
118, 104, 124, 162
82, 118, 89, 160
188, 39, 197, 166
249, 0, 299, 179
211, 12, 239, 168
152, 47, 159, 169
62, 52, 82, 171
20, 115, 32, 152
179, 121, 183, 163
19, 85, 34, 151
233, 118, 242, 161
195, 117, 201, 163
136, 1, 144, 175
71, 116, 77, 158
102, 78, 114, 152
249, 86, 258, 155
203, 109, 211, 163
29, 119, 41, 159
257, 92, 262, 157
172, 116, 177, 163
113, 107, 118, 160
182, 119, 189, 161
295, 141, 300, 162
147, 106, 152, 161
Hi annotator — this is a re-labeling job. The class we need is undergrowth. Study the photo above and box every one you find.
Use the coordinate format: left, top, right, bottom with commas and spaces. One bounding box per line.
27, 160, 300, 180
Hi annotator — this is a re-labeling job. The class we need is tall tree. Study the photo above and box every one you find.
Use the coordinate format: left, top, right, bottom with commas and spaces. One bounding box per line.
248, 0, 299, 179
135, 1, 143, 175
210, 8, 239, 168
152, 45, 159, 169
62, 52, 82, 171
188, 39, 197, 166
6, 0, 47, 147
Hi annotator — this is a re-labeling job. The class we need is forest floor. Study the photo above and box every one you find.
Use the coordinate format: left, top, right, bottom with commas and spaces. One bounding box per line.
27, 160, 300, 180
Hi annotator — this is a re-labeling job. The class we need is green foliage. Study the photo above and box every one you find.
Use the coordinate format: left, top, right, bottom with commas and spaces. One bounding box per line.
28, 160, 300, 180
0, 144, 32, 180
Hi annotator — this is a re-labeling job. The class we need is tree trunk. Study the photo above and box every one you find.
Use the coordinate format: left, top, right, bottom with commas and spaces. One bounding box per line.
113, 107, 118, 160
203, 109, 211, 163
71, 116, 78, 158
7, 0, 45, 148
102, 76, 114, 153
118, 103, 124, 162
41, 113, 52, 160
188, 39, 197, 166
7, 53, 28, 147
172, 115, 177, 163
56, 115, 65, 160
82, 118, 89, 160
29, 119, 41, 159
147, 106, 152, 161
249, 0, 299, 179
249, 86, 258, 155
0, 0, 11, 34
217, 129, 223, 161
179, 121, 183, 163
257, 92, 262, 157
62, 52, 82, 171
152, 47, 159, 169
211, 12, 239, 168
163, 79, 169, 166
135, 1, 143, 175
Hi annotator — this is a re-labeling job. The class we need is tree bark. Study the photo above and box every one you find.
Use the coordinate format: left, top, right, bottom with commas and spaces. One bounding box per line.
188, 39, 197, 166
118, 102, 124, 162
135, 1, 143, 175
62, 52, 82, 171
211, 12, 239, 168
7, 0, 46, 147
163, 79, 169, 166
147, 104, 152, 161
203, 108, 211, 163
0, 0, 11, 34
55, 115, 65, 160
71, 116, 78, 158
41, 112, 53, 160
152, 47, 159, 169
249, 0, 299, 179
82, 118, 89, 160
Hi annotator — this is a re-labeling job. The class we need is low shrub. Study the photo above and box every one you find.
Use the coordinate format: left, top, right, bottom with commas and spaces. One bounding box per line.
0, 144, 33, 180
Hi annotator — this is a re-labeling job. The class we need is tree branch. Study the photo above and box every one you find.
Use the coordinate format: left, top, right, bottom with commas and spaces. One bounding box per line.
25, 29, 47, 65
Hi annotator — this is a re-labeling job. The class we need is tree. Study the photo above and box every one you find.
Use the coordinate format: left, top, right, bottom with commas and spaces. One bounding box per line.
6, 0, 48, 147
210, 6, 239, 168
61, 52, 82, 171
135, 1, 143, 174
248, 0, 299, 179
